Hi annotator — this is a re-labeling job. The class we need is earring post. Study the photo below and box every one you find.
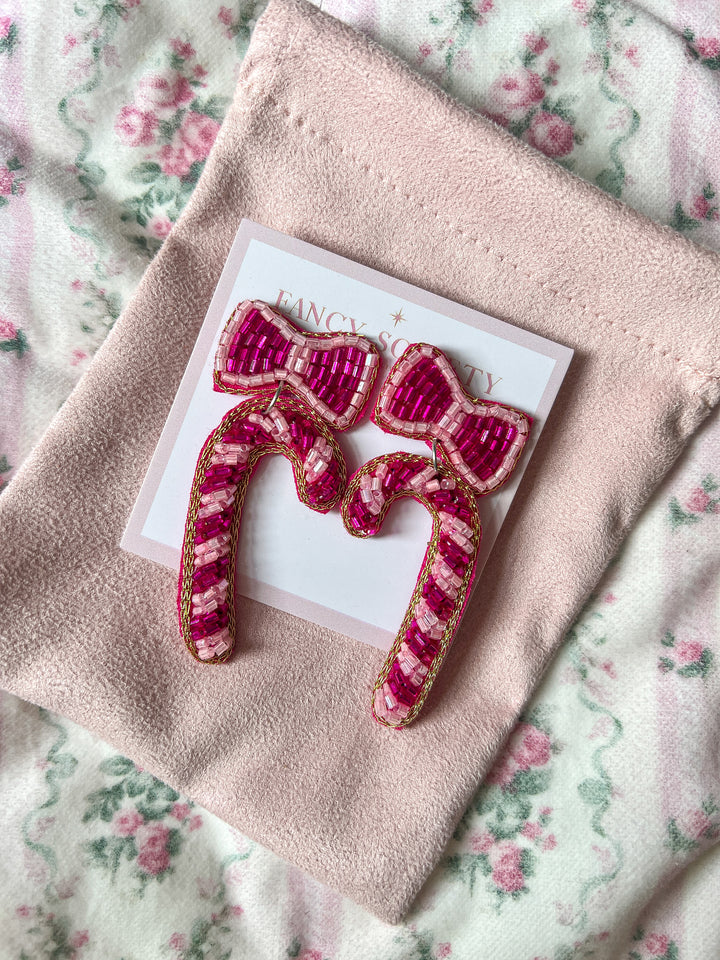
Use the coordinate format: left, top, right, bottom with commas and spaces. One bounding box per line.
431, 438, 439, 474
264, 383, 283, 413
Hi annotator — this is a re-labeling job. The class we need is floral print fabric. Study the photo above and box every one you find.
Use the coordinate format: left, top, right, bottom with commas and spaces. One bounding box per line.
2, 1, 720, 957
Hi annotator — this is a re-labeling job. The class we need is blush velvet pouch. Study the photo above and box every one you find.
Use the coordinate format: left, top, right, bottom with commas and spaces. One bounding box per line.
1, 0, 719, 924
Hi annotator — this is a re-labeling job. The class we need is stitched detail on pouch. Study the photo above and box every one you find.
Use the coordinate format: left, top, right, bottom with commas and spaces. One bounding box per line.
236, 81, 720, 386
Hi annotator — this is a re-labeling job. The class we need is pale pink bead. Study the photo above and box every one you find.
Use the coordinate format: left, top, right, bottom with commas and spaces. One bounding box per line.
400, 664, 426, 687
194, 548, 222, 567
198, 489, 235, 513
304, 438, 331, 479
442, 570, 463, 591
431, 557, 451, 580
441, 513, 473, 539
205, 627, 232, 650
445, 527, 473, 553
197, 502, 221, 520
191, 581, 227, 612
306, 459, 329, 478
415, 600, 445, 639
260, 415, 277, 434
195, 533, 230, 554
199, 487, 232, 505
382, 685, 399, 711
193, 580, 227, 605
398, 641, 421, 669
373, 688, 393, 722
208, 490, 234, 506
382, 682, 410, 720
416, 599, 438, 626
215, 443, 250, 462
433, 559, 462, 590
269, 412, 290, 442
434, 575, 459, 600
397, 645, 428, 687
192, 596, 218, 615
410, 465, 436, 491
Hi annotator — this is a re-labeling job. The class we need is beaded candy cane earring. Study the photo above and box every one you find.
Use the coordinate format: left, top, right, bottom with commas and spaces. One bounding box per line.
342, 343, 532, 729
178, 299, 380, 663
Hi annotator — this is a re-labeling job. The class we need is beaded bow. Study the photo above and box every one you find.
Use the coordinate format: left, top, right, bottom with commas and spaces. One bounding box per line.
373, 343, 530, 495
215, 299, 379, 430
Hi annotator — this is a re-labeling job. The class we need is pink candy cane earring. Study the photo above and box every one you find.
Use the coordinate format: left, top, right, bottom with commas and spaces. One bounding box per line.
178, 299, 380, 663
342, 343, 532, 729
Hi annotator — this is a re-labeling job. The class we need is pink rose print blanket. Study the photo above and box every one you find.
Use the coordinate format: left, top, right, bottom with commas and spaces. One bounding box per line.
2, 0, 720, 957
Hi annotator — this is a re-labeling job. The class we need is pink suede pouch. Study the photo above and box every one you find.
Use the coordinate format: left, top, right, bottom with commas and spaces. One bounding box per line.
1, 0, 719, 923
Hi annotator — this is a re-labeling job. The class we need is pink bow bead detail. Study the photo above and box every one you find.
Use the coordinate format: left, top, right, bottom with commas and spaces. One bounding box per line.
373, 343, 532, 495
214, 299, 380, 431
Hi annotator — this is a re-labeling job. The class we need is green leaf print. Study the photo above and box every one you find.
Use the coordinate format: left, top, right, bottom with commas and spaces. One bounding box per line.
677, 648, 713, 679
0, 329, 29, 356
82, 782, 126, 823
665, 818, 698, 854
701, 474, 719, 494
98, 755, 135, 777
667, 496, 701, 530
668, 201, 701, 232
509, 768, 551, 796
578, 777, 611, 815
129, 161, 162, 184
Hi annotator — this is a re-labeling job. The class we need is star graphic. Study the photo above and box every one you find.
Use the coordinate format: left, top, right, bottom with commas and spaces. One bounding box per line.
390, 308, 406, 327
